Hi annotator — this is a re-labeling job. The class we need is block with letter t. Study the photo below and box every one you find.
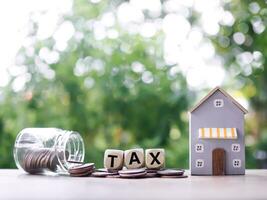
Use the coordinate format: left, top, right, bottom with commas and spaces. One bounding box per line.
104, 149, 124, 170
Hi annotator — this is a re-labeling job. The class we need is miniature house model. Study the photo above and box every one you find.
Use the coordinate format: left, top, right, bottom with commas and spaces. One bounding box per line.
189, 87, 248, 175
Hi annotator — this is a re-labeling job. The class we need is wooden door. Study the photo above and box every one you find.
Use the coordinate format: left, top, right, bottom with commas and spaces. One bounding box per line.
212, 148, 226, 176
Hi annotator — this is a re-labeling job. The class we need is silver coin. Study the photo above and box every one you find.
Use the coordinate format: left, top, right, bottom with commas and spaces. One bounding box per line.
68, 163, 95, 174
119, 171, 147, 178
146, 172, 159, 178
106, 174, 121, 178
146, 169, 160, 173
157, 169, 184, 176
160, 175, 188, 178
69, 163, 95, 170
70, 171, 92, 177
95, 168, 108, 172
91, 171, 109, 177
96, 168, 120, 173
119, 168, 146, 175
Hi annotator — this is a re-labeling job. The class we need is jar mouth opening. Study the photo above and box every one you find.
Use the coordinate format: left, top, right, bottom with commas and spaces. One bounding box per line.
55, 131, 85, 173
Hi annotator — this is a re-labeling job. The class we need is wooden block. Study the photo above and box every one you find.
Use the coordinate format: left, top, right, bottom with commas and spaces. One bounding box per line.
124, 148, 145, 169
104, 149, 124, 170
145, 149, 165, 169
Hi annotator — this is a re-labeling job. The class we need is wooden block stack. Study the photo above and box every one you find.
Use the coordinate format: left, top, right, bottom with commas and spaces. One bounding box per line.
104, 148, 165, 171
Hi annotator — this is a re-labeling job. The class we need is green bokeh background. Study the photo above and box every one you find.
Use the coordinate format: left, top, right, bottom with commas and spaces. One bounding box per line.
0, 0, 267, 169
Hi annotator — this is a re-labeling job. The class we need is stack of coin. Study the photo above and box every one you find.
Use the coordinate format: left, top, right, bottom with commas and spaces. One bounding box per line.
91, 168, 119, 178
68, 163, 95, 177
157, 169, 187, 178
119, 168, 147, 178
145, 168, 160, 178
22, 148, 59, 174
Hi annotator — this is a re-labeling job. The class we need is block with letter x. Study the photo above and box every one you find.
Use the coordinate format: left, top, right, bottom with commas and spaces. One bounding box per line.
104, 149, 124, 170
145, 149, 165, 169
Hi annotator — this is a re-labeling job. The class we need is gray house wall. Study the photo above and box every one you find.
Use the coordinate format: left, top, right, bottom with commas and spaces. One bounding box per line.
190, 90, 245, 175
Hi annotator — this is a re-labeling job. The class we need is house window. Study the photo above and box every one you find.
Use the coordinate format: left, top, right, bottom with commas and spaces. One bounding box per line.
196, 159, 204, 168
232, 144, 240, 152
214, 99, 224, 107
233, 159, 241, 168
195, 144, 204, 153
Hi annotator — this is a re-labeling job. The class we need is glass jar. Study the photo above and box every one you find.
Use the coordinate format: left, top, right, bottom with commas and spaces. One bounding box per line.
13, 128, 85, 174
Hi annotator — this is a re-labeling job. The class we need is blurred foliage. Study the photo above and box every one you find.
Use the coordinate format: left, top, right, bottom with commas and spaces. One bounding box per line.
0, 0, 267, 169
212, 0, 267, 168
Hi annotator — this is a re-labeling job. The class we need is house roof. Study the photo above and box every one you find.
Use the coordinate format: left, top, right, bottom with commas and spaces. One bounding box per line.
189, 87, 248, 114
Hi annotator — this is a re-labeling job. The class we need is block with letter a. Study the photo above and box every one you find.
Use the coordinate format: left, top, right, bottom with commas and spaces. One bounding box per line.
124, 148, 145, 169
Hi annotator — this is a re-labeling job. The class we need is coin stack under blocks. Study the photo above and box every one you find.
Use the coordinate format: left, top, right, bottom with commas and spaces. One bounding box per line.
67, 148, 187, 178
101, 148, 187, 178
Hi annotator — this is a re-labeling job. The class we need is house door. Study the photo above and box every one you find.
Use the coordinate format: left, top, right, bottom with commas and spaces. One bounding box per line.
212, 148, 226, 175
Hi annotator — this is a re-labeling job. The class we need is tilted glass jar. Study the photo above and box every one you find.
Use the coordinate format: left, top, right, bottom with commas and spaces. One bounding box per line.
13, 128, 85, 174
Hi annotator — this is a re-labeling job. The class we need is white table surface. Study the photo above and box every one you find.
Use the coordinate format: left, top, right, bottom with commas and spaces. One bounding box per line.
0, 169, 266, 200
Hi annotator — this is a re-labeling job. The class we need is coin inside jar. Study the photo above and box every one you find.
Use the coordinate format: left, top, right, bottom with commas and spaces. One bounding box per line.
22, 148, 60, 174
